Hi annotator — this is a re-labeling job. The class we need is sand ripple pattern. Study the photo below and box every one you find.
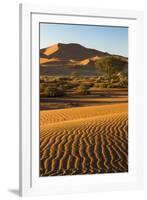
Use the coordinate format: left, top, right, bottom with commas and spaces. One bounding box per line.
40, 103, 128, 176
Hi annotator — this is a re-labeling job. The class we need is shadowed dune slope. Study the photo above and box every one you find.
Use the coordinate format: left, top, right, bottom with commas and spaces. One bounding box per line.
40, 43, 109, 61
40, 103, 128, 176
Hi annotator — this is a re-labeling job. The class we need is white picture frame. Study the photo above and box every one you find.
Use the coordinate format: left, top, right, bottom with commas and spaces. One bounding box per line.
19, 3, 144, 197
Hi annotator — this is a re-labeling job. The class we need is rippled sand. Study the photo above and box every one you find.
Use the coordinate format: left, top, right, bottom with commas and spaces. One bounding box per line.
40, 103, 128, 176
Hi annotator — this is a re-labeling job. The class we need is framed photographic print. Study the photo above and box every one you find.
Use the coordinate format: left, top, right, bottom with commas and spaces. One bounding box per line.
19, 4, 144, 196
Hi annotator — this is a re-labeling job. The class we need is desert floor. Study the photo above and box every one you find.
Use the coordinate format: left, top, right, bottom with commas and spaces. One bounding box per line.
40, 88, 128, 110
40, 103, 128, 176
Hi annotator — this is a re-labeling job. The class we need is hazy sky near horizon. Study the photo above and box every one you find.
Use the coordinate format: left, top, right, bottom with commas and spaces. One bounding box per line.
40, 23, 128, 57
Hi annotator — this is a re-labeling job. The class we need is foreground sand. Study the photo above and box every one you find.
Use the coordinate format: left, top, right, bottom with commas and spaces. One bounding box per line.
40, 103, 128, 176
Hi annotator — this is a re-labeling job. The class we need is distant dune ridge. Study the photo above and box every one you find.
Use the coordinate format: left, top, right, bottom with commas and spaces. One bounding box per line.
40, 43, 109, 61
40, 103, 128, 176
40, 43, 128, 76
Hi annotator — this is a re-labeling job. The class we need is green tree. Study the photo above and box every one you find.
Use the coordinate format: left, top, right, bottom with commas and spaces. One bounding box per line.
95, 56, 127, 84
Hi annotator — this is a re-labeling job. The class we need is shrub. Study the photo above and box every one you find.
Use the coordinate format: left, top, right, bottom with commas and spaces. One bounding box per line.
60, 82, 74, 90
75, 85, 90, 95
110, 78, 120, 84
81, 83, 93, 89
40, 83, 49, 93
57, 76, 71, 81
70, 72, 80, 79
95, 76, 107, 83
107, 82, 127, 88
94, 83, 108, 88
44, 86, 65, 97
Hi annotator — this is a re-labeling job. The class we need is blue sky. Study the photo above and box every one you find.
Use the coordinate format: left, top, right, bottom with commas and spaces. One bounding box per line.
40, 23, 128, 57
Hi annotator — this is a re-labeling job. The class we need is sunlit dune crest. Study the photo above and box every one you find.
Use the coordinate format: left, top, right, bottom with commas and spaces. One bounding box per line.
42, 43, 59, 56
40, 57, 60, 64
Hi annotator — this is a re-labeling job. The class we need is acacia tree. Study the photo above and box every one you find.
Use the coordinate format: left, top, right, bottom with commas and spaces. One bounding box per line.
95, 56, 127, 84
